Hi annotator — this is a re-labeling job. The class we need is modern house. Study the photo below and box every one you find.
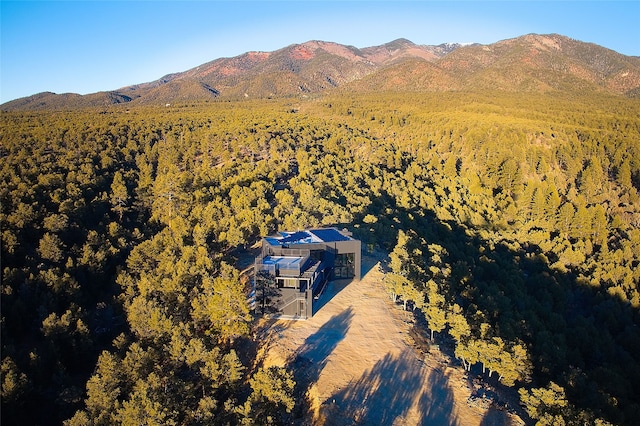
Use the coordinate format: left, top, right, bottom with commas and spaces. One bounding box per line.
254, 227, 361, 319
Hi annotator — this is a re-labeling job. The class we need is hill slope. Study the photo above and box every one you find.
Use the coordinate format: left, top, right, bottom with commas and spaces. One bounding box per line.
437, 34, 640, 95
2, 34, 639, 110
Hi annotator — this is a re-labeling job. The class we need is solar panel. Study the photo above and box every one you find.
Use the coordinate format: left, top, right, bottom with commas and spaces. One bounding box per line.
309, 228, 351, 242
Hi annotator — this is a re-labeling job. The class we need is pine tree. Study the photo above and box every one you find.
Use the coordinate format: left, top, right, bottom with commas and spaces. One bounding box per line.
110, 171, 129, 221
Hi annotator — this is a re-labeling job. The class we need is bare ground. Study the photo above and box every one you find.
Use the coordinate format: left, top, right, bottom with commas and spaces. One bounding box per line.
251, 252, 523, 426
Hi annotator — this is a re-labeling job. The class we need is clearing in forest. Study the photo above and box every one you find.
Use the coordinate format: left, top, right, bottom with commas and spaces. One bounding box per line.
256, 253, 521, 425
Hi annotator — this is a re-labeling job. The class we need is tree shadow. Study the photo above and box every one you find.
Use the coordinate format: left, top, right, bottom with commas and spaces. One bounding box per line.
320, 349, 458, 425
291, 307, 354, 380
480, 407, 512, 426
416, 368, 459, 426
288, 308, 354, 420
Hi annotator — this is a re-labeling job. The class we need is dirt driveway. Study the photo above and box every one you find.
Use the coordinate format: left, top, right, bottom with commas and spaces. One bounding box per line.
256, 253, 520, 425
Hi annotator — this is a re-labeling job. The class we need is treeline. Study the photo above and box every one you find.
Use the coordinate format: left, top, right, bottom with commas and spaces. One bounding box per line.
1, 92, 639, 425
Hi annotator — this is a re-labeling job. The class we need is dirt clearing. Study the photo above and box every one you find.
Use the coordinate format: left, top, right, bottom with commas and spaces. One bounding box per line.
255, 253, 521, 425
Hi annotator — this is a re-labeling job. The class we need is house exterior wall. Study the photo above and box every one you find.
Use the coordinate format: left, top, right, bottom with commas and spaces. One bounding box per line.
277, 288, 313, 318
254, 228, 361, 319
330, 239, 361, 281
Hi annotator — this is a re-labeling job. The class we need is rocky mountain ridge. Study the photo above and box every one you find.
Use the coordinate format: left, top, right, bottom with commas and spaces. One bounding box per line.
3, 34, 639, 110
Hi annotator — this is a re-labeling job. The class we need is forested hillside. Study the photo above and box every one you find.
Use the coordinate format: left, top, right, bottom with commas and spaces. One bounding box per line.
4, 34, 639, 111
1, 92, 639, 425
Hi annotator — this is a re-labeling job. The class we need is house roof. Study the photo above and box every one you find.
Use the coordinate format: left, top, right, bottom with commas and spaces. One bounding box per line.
265, 227, 353, 246
308, 228, 352, 242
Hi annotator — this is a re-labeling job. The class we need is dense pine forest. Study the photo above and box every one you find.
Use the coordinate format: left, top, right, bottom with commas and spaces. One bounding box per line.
1, 92, 640, 425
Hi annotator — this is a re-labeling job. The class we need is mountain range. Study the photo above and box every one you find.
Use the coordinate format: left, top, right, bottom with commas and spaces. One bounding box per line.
3, 33, 640, 110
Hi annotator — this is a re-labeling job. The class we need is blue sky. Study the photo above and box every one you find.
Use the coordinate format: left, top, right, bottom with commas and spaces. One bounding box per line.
1, 1, 639, 103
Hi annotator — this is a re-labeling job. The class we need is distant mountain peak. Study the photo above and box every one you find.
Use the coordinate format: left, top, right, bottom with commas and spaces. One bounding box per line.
433, 42, 469, 56
3, 34, 639, 110
383, 38, 416, 48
